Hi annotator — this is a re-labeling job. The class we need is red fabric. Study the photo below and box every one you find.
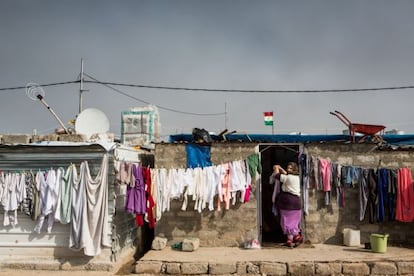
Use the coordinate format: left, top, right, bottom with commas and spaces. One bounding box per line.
142, 166, 156, 229
396, 168, 414, 222
130, 165, 155, 228
244, 185, 251, 202
135, 214, 144, 226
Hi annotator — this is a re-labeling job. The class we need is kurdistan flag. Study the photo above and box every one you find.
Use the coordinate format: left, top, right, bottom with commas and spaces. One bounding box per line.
263, 112, 273, 126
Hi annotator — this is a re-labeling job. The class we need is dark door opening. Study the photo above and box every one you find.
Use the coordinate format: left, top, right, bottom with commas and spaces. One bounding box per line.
259, 144, 300, 244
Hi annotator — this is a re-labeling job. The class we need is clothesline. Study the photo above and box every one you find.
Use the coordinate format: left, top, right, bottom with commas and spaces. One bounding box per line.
300, 153, 414, 223
115, 153, 262, 224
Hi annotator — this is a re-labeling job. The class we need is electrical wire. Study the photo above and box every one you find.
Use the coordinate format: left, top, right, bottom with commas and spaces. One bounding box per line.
83, 80, 414, 93
0, 80, 78, 91
1, 79, 414, 93
4, 77, 413, 133
83, 73, 226, 116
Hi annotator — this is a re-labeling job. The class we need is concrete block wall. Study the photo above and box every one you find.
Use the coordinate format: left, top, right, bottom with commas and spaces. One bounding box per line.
155, 142, 414, 247
154, 143, 259, 247
304, 143, 414, 245
0, 133, 88, 144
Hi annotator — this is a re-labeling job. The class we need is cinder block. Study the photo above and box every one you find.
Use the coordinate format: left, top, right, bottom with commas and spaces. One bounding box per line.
58, 134, 87, 142
32, 134, 59, 142
182, 238, 200, 252
209, 263, 237, 275
371, 262, 397, 275
397, 261, 414, 275
260, 262, 287, 275
315, 262, 342, 275
151, 236, 168, 250
2, 134, 31, 144
165, 262, 181, 274
181, 262, 208, 274
342, 262, 370, 275
134, 261, 163, 274
288, 261, 315, 275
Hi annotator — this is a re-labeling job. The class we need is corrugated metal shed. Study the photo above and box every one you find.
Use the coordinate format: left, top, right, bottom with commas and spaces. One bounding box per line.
0, 142, 153, 265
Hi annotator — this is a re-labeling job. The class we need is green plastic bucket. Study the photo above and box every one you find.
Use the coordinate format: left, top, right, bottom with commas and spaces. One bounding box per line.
370, 233, 389, 253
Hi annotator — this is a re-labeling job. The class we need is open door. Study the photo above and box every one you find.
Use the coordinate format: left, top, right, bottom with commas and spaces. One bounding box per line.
259, 144, 300, 245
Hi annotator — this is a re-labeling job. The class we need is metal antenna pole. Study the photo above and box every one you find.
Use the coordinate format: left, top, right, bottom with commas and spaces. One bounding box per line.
79, 58, 84, 114
36, 95, 69, 134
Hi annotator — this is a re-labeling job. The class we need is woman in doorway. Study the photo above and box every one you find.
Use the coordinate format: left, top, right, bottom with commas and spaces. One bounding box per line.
272, 162, 303, 247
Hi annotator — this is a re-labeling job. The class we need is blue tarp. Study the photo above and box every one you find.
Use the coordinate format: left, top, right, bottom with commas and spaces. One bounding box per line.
169, 134, 414, 145
185, 144, 212, 168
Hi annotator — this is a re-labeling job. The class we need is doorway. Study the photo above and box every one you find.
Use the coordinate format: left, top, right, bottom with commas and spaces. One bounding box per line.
259, 144, 300, 244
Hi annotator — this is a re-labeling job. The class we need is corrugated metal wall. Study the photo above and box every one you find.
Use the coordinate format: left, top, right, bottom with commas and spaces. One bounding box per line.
0, 144, 147, 262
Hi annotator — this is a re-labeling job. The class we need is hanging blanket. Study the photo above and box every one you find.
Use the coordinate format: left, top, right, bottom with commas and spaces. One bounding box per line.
70, 154, 111, 256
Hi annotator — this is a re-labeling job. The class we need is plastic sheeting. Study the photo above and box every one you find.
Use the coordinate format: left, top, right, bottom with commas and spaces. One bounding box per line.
169, 133, 414, 145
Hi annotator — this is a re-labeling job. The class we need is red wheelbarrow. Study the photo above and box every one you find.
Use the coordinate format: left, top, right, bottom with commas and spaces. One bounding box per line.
330, 110, 386, 143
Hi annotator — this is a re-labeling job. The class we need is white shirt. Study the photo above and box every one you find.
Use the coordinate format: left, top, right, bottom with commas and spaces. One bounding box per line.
280, 174, 300, 196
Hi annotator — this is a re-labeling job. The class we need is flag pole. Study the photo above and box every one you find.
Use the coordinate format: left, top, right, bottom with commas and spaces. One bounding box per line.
272, 110, 274, 135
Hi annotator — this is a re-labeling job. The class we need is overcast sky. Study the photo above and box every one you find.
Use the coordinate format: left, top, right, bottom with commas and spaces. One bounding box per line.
1, 1, 414, 140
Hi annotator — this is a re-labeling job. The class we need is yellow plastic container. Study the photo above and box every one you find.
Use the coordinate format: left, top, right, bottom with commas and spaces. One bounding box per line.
370, 233, 389, 253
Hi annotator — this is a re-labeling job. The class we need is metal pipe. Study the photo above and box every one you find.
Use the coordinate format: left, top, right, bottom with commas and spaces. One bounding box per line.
36, 94, 69, 134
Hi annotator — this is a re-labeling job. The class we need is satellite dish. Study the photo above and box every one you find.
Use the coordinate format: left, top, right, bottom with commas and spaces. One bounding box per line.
75, 108, 110, 139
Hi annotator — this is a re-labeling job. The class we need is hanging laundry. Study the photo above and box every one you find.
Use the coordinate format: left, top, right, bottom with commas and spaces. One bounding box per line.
367, 169, 377, 224
204, 166, 218, 211
271, 176, 281, 216
170, 168, 186, 199
0, 172, 5, 204
116, 161, 133, 185
3, 172, 24, 227
194, 167, 207, 213
125, 164, 146, 216
213, 165, 223, 205
387, 169, 397, 221
359, 169, 369, 221
307, 156, 319, 190
246, 153, 262, 180
142, 166, 156, 229
69, 154, 110, 257
150, 168, 159, 223
217, 163, 231, 211
156, 168, 171, 216
376, 168, 389, 223
34, 169, 57, 233
22, 171, 36, 219
299, 153, 309, 215
396, 167, 414, 222
55, 165, 74, 225
318, 158, 331, 205
243, 161, 253, 202
180, 168, 195, 211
